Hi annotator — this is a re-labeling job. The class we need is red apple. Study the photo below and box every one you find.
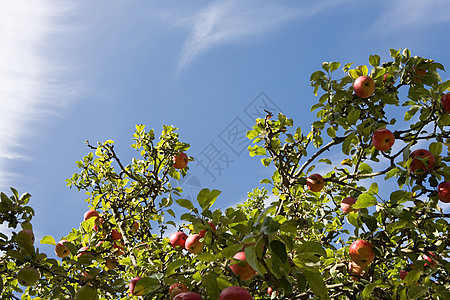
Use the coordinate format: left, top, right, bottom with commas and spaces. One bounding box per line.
77, 246, 89, 258
111, 229, 122, 240
409, 149, 435, 173
414, 68, 426, 83
423, 252, 438, 268
84, 210, 99, 221
185, 234, 204, 254
441, 93, 450, 114
306, 173, 325, 192
372, 128, 395, 151
349, 239, 375, 268
199, 221, 216, 238
267, 287, 274, 295
219, 286, 253, 300
173, 153, 188, 169
169, 231, 188, 249
399, 269, 408, 280
129, 277, 144, 296
340, 197, 358, 213
55, 240, 71, 258
348, 261, 364, 281
173, 292, 203, 300
354, 76, 375, 98
230, 251, 256, 281
93, 217, 104, 232
169, 283, 189, 299
437, 181, 450, 203
17, 266, 40, 286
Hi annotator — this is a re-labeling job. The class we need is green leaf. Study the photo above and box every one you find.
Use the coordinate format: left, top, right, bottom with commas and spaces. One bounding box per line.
270, 240, 287, 263
261, 158, 272, 167
404, 106, 420, 121
166, 259, 188, 275
329, 62, 340, 73
244, 246, 265, 275
196, 189, 221, 210
349, 69, 359, 80
326, 127, 336, 138
368, 182, 379, 195
361, 215, 378, 232
175, 199, 194, 210
134, 277, 160, 295
429, 142, 443, 157
407, 286, 429, 299
302, 270, 328, 298
353, 193, 377, 209
222, 244, 243, 259
40, 235, 56, 246
297, 241, 326, 256
369, 55, 380, 67
261, 216, 280, 235
203, 273, 220, 300
195, 253, 217, 262
362, 282, 378, 298
404, 270, 421, 286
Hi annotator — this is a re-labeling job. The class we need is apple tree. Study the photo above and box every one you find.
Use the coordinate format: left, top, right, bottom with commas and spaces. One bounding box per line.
0, 48, 449, 299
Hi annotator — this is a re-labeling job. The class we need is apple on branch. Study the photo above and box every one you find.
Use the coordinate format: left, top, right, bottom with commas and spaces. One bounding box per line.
219, 286, 253, 300
173, 292, 203, 300
353, 76, 375, 98
169, 231, 188, 249
423, 252, 438, 268
185, 234, 204, 254
409, 149, 435, 173
75, 285, 98, 300
437, 181, 450, 203
17, 266, 40, 286
230, 251, 256, 281
15, 229, 35, 245
348, 261, 365, 281
441, 93, 450, 114
372, 128, 395, 151
169, 283, 189, 300
340, 197, 358, 213
199, 221, 216, 238
173, 152, 189, 169
349, 239, 375, 268
306, 173, 325, 192
77, 246, 89, 258
55, 240, 71, 258
84, 210, 99, 221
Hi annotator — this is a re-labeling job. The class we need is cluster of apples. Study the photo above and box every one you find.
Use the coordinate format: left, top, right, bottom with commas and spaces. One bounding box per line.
169, 221, 216, 254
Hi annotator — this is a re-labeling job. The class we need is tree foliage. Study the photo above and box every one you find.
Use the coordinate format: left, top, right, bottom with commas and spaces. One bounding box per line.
1, 49, 449, 299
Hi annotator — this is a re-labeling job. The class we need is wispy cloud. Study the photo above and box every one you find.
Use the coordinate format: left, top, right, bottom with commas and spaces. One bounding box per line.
0, 1, 73, 189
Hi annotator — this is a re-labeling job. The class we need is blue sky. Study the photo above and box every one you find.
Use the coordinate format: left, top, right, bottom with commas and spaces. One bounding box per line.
1, 0, 450, 254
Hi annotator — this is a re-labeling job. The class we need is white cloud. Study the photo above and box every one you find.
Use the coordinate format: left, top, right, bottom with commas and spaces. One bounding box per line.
174, 0, 350, 79
0, 1, 73, 189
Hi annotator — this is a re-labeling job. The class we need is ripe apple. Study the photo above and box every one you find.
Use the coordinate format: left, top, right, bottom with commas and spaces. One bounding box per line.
93, 217, 104, 232
409, 149, 435, 173
55, 240, 71, 258
441, 93, 450, 114
169, 231, 188, 249
105, 258, 117, 270
306, 173, 325, 192
173, 153, 189, 169
84, 210, 99, 221
230, 251, 256, 281
267, 287, 274, 295
185, 234, 204, 254
169, 283, 189, 299
372, 128, 395, 151
340, 197, 358, 213
199, 221, 216, 238
75, 285, 98, 300
16, 229, 35, 245
437, 181, 450, 203
111, 229, 122, 240
399, 269, 408, 280
77, 246, 89, 258
423, 252, 438, 268
173, 292, 203, 300
129, 277, 144, 296
348, 261, 364, 281
353, 76, 375, 98
17, 266, 40, 286
219, 286, 253, 300
349, 239, 375, 268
